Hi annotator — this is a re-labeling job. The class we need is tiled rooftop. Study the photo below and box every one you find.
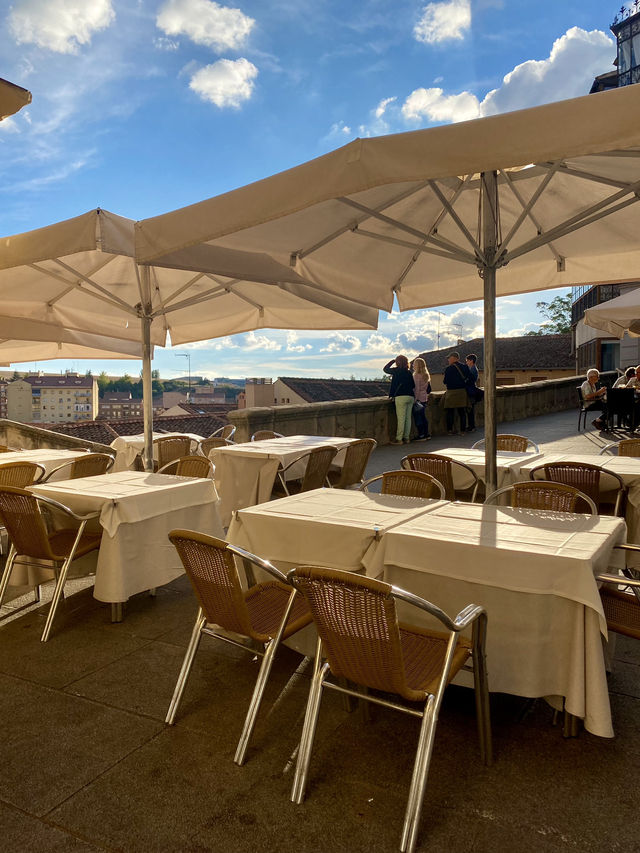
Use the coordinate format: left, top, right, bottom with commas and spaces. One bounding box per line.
0, 409, 637, 853
278, 377, 390, 403
419, 334, 573, 373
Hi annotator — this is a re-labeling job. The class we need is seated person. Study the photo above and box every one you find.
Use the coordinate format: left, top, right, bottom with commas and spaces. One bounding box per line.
614, 366, 636, 387
626, 365, 640, 389
581, 368, 608, 429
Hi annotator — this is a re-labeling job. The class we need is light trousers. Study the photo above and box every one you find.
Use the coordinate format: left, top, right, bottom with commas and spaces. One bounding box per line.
394, 395, 414, 441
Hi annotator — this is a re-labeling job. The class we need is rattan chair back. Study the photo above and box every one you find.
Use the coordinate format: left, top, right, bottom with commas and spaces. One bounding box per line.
534, 462, 601, 503
200, 437, 231, 457
299, 446, 338, 491
618, 438, 640, 457
331, 439, 376, 488
0, 486, 59, 559
496, 434, 530, 452
210, 424, 235, 441
159, 455, 214, 478
600, 586, 640, 639
401, 454, 455, 500
153, 436, 193, 468
169, 530, 255, 637
69, 453, 114, 478
0, 461, 46, 487
511, 481, 581, 512
381, 469, 445, 500
251, 430, 283, 441
290, 567, 426, 701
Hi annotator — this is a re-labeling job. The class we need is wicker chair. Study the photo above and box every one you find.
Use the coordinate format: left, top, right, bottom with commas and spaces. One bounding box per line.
360, 470, 446, 500
0, 461, 46, 487
251, 430, 284, 441
472, 434, 539, 453
327, 438, 376, 489
153, 436, 194, 470
42, 452, 115, 483
484, 481, 597, 514
157, 455, 214, 478
401, 453, 479, 502
209, 424, 236, 441
596, 570, 640, 640
529, 461, 626, 516
600, 438, 640, 457
166, 529, 312, 765
0, 486, 101, 641
0, 445, 16, 452
272, 446, 338, 497
199, 436, 233, 457
288, 567, 491, 853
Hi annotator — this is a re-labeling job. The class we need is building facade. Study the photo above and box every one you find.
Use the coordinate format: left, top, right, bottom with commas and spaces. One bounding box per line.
7, 373, 98, 424
98, 391, 144, 420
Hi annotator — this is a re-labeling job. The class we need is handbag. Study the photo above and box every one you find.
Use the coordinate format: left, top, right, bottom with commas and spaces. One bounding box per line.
412, 400, 424, 414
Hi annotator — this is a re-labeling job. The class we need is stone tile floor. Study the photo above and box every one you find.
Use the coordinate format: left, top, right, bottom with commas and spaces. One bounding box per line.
1, 409, 638, 852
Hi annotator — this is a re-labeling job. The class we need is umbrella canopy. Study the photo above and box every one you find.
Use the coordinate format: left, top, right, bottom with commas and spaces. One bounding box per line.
0, 77, 31, 121
136, 83, 640, 490
584, 287, 640, 339
0, 209, 377, 467
0, 315, 146, 365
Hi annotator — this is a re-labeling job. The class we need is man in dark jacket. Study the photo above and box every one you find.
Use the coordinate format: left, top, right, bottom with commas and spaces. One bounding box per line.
443, 352, 470, 434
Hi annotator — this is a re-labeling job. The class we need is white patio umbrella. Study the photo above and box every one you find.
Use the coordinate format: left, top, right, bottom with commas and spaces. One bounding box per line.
584, 287, 640, 338
0, 77, 31, 121
136, 83, 640, 491
0, 315, 146, 365
0, 209, 377, 468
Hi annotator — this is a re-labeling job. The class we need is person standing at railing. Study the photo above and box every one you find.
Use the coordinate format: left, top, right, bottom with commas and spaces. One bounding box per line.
443, 352, 471, 435
384, 355, 415, 445
411, 357, 431, 441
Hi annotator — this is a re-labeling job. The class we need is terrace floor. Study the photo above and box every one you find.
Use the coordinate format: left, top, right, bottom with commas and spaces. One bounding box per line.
1, 409, 638, 853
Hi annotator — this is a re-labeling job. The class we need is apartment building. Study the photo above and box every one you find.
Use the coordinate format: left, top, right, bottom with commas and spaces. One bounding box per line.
7, 373, 98, 424
98, 391, 144, 420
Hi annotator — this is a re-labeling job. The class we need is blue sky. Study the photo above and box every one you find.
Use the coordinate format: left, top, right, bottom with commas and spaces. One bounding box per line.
0, 0, 629, 380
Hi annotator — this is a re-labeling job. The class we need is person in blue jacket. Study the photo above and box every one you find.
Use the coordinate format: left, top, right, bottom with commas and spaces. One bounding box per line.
443, 352, 471, 435
384, 355, 415, 445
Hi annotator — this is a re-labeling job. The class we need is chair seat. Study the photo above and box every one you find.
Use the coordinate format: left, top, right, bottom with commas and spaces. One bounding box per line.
245, 580, 312, 642
399, 624, 472, 700
47, 528, 102, 560
601, 587, 640, 640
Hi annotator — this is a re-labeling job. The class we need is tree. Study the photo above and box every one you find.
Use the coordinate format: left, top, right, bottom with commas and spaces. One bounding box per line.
525, 293, 571, 335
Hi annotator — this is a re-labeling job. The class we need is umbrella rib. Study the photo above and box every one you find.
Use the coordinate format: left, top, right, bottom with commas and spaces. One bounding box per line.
52, 259, 139, 316
353, 228, 476, 265
336, 197, 432, 242
428, 180, 486, 264
28, 262, 137, 317
31, 253, 118, 307
496, 163, 560, 259
504, 194, 640, 264
499, 169, 562, 263
296, 181, 431, 260
538, 161, 639, 190
151, 271, 208, 311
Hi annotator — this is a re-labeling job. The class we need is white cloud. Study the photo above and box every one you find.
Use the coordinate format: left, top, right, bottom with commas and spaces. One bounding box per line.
189, 58, 258, 108
414, 0, 470, 45
156, 0, 254, 52
321, 334, 362, 353
402, 26, 615, 125
501, 323, 542, 337
286, 332, 312, 353
402, 88, 480, 122
154, 36, 179, 51
243, 331, 281, 351
357, 95, 399, 137
375, 96, 396, 118
323, 121, 352, 143
8, 0, 115, 54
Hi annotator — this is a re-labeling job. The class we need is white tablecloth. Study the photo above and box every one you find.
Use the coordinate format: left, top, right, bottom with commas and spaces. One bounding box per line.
212, 435, 358, 526
0, 448, 93, 480
30, 471, 223, 602
365, 502, 626, 738
430, 447, 543, 491
110, 432, 205, 472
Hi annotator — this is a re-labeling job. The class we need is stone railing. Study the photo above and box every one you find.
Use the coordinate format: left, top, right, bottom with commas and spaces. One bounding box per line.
228, 373, 611, 445
0, 419, 113, 454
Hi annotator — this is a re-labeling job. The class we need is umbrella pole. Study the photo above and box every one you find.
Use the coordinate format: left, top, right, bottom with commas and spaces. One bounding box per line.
140, 266, 154, 473
481, 171, 498, 495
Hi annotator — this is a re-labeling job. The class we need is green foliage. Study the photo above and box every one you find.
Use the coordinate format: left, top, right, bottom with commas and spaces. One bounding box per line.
525, 293, 571, 336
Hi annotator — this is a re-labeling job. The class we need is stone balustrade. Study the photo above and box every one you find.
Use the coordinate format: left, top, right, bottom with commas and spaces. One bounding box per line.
0, 419, 113, 454
228, 373, 613, 444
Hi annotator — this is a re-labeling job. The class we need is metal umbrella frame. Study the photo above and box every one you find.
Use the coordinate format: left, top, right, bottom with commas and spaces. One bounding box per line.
136, 84, 640, 492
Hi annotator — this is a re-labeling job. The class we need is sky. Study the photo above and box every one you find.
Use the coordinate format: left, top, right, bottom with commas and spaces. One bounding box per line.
0, 0, 631, 380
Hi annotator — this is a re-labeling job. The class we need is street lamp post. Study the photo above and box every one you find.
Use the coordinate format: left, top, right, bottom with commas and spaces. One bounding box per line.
175, 352, 191, 401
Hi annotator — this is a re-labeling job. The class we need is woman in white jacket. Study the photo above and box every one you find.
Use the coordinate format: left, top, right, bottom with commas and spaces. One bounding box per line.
411, 357, 431, 441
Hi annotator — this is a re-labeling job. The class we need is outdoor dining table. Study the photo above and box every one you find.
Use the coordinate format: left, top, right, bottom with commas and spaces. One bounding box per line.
227, 487, 626, 738
0, 447, 96, 479
28, 470, 223, 613
110, 432, 205, 471
210, 434, 358, 526
429, 447, 543, 491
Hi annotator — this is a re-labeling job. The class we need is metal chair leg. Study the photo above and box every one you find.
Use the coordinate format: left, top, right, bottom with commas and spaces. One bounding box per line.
166, 610, 206, 724
401, 695, 437, 853
41, 557, 71, 642
0, 545, 17, 607
291, 661, 329, 805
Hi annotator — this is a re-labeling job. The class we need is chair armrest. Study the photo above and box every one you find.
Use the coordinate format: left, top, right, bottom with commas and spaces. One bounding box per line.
228, 543, 287, 584
596, 572, 640, 588
613, 543, 640, 553
33, 492, 101, 522
390, 585, 459, 631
